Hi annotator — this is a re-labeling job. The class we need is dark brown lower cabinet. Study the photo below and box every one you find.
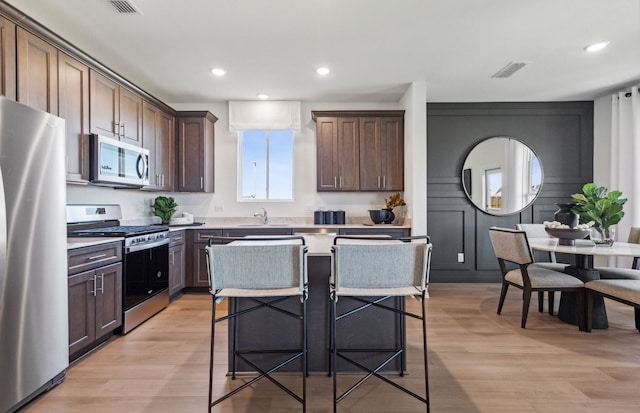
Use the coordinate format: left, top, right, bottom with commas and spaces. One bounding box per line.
68, 242, 122, 361
168, 230, 186, 297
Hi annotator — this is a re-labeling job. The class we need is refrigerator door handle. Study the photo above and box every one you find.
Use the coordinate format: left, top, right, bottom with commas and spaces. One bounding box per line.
0, 166, 5, 295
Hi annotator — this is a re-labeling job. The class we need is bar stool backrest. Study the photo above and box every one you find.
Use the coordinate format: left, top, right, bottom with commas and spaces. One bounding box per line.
206, 241, 307, 293
331, 237, 432, 293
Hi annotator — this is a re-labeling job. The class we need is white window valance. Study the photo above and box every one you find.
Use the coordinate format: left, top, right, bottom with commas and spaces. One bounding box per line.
228, 101, 301, 132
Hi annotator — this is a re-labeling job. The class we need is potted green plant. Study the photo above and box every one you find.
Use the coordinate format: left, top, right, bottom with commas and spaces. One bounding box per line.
570, 183, 627, 245
385, 192, 407, 224
152, 196, 178, 224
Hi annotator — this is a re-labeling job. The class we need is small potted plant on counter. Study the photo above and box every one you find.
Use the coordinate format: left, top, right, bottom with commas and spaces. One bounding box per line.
152, 196, 178, 224
571, 183, 626, 246
384, 192, 407, 225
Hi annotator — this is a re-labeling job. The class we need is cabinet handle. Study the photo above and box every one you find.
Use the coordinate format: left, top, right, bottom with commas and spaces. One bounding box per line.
383, 176, 386, 188
201, 177, 204, 190
170, 250, 175, 265
87, 253, 107, 261
172, 236, 183, 242
339, 176, 343, 189
120, 123, 125, 138
377, 176, 381, 188
161, 174, 164, 187
334, 176, 337, 189
97, 273, 104, 294
91, 274, 97, 297
198, 234, 218, 241
114, 122, 120, 137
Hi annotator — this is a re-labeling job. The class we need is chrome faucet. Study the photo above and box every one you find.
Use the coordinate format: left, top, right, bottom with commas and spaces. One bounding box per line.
254, 207, 268, 225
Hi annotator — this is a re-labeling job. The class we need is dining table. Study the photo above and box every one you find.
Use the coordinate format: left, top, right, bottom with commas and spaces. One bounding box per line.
528, 237, 640, 329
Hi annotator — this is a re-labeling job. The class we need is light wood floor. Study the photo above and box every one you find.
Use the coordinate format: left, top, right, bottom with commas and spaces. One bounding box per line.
21, 283, 640, 412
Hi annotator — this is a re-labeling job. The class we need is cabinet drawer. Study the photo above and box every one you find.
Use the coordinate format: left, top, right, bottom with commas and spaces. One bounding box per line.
194, 229, 223, 242
169, 230, 186, 247
68, 241, 122, 275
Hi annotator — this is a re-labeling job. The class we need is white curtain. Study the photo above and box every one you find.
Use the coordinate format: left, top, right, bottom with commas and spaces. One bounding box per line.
228, 101, 301, 132
610, 85, 640, 265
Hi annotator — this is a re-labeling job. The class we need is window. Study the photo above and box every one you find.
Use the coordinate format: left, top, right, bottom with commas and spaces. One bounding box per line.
238, 130, 294, 201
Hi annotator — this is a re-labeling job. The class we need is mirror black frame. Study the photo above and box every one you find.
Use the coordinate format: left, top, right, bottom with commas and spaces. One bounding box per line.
462, 136, 543, 216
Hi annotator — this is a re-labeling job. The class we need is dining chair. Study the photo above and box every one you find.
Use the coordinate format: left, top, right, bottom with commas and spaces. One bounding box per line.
205, 236, 308, 412
595, 227, 640, 280
489, 227, 585, 329
516, 223, 570, 315
330, 235, 432, 413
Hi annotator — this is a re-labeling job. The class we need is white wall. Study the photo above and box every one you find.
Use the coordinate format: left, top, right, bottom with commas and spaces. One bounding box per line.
593, 94, 612, 187
68, 95, 428, 227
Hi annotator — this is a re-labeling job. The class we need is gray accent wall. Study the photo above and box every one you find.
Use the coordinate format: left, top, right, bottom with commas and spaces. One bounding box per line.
427, 102, 594, 282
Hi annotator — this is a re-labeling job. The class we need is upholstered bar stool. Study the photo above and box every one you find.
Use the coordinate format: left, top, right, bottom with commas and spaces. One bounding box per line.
330, 235, 432, 413
205, 236, 308, 412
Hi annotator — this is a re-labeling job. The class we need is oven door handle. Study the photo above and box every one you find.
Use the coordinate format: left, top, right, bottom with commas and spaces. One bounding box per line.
126, 237, 169, 253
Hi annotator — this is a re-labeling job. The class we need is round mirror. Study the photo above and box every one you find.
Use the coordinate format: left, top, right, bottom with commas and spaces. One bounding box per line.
462, 136, 543, 215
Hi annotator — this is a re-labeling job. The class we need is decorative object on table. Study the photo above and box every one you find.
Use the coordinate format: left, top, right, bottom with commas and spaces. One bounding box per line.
151, 196, 178, 224
571, 183, 627, 246
369, 209, 393, 224
553, 203, 580, 228
543, 220, 593, 246
385, 192, 406, 224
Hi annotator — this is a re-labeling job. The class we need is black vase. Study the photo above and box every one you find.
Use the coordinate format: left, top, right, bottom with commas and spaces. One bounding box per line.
554, 203, 579, 228
382, 208, 395, 224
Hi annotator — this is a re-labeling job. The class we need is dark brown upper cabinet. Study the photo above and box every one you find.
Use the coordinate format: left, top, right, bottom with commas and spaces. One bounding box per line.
142, 101, 174, 191
16, 27, 58, 114
90, 70, 142, 146
312, 110, 404, 192
175, 111, 217, 192
0, 15, 16, 100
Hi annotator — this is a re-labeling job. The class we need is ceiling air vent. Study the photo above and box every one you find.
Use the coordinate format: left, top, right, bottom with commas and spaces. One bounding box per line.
491, 61, 527, 79
108, 0, 142, 15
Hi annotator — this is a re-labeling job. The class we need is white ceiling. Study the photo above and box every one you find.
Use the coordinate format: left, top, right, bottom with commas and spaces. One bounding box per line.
6, 0, 640, 104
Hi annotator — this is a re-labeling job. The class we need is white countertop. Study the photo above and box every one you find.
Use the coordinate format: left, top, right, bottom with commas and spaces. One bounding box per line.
67, 237, 124, 250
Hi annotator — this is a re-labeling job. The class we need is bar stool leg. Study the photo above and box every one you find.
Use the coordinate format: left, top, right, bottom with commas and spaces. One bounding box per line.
331, 296, 338, 413
422, 295, 430, 413
208, 297, 216, 413
399, 297, 406, 376
302, 297, 308, 412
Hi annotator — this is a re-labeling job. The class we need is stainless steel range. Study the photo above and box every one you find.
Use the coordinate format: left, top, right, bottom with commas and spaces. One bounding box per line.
67, 204, 170, 333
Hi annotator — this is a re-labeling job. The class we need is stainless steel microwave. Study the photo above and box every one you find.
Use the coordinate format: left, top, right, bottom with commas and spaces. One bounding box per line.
89, 134, 150, 187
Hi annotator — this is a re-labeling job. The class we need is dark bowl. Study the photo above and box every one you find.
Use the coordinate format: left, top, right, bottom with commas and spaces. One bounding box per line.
368, 209, 384, 224
544, 227, 590, 241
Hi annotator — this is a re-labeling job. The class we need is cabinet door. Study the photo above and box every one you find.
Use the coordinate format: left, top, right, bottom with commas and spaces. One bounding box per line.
169, 242, 185, 296
59, 52, 89, 183
16, 28, 58, 114
142, 101, 159, 188
336, 117, 360, 191
95, 262, 123, 339
316, 117, 339, 191
359, 117, 382, 191
68, 269, 96, 356
193, 244, 212, 287
380, 116, 404, 190
0, 16, 16, 100
119, 86, 142, 146
157, 109, 174, 190
177, 117, 207, 192
89, 70, 119, 137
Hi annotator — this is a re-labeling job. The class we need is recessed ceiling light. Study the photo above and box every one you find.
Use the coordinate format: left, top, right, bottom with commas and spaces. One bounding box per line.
584, 41, 610, 52
211, 68, 226, 76
316, 67, 330, 75
257, 93, 269, 100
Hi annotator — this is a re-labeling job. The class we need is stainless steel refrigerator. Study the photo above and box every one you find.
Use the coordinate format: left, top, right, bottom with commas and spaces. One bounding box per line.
0, 97, 68, 413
